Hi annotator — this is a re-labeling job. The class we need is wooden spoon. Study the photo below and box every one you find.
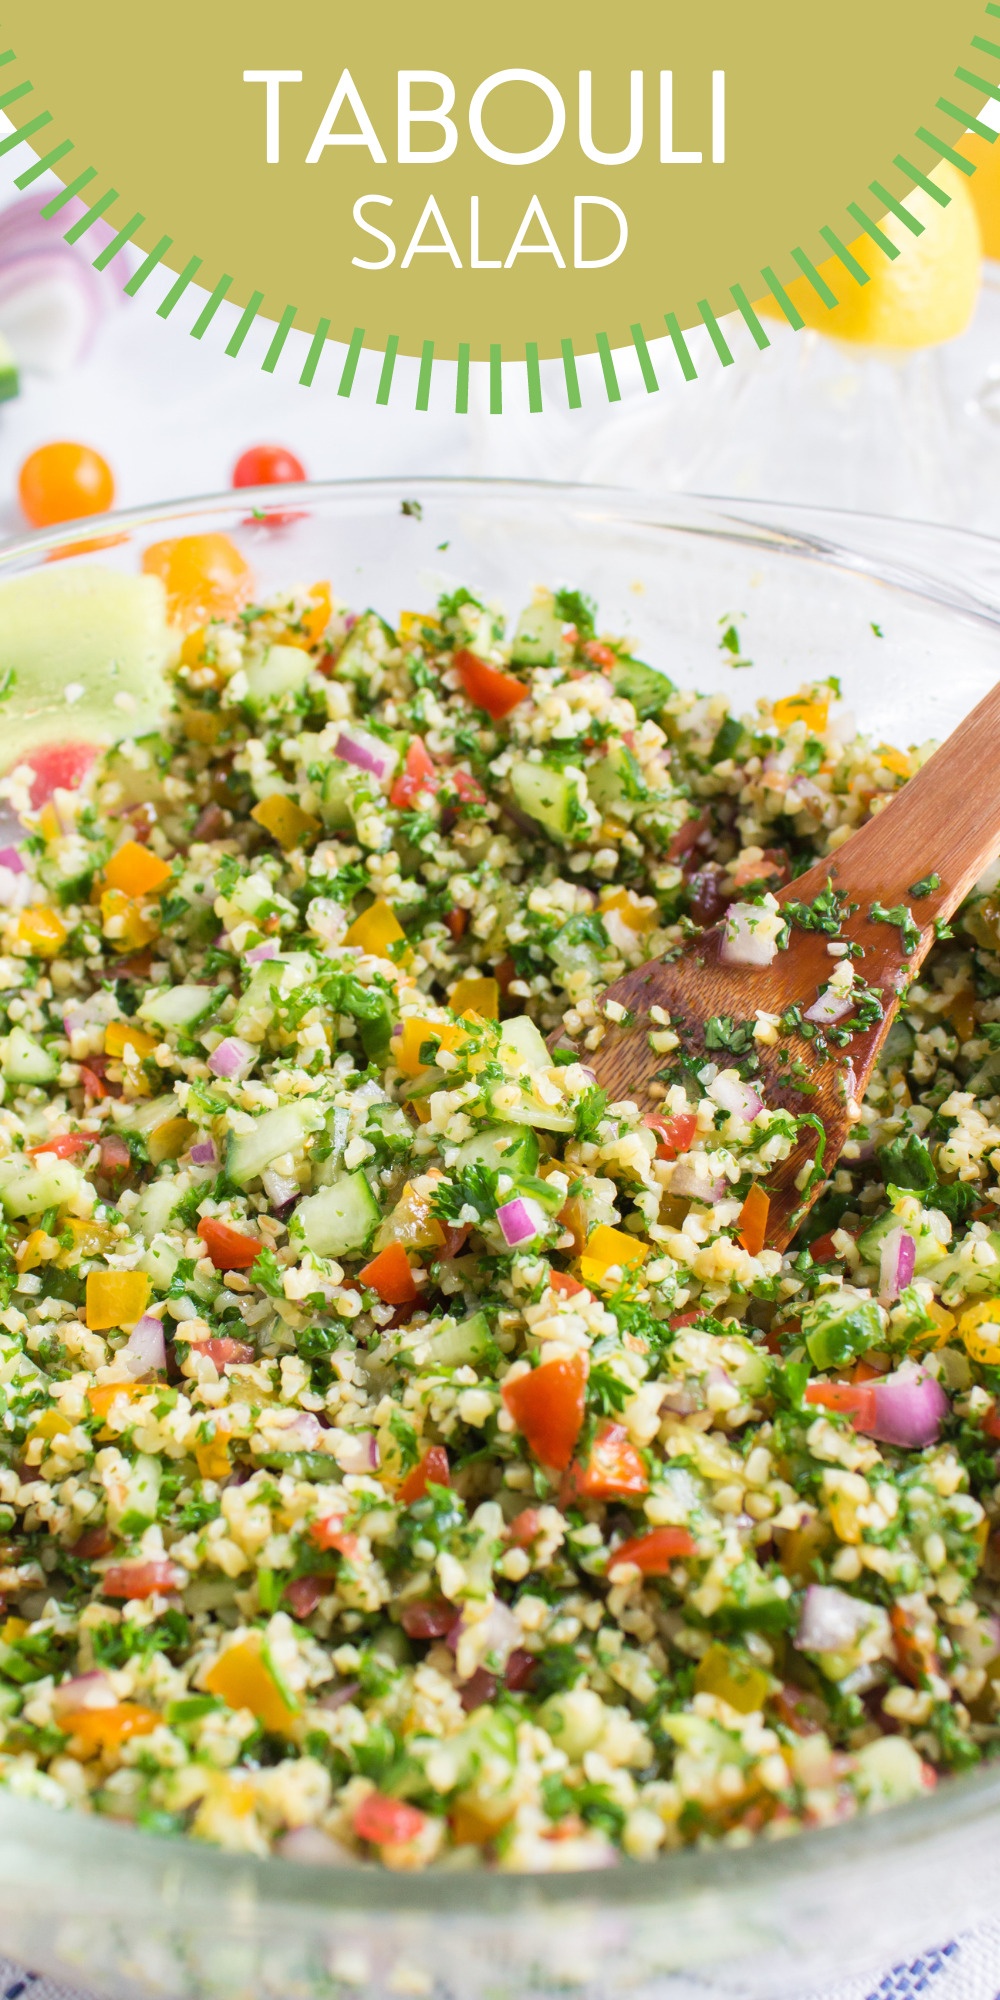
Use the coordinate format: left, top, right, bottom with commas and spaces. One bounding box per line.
567, 677, 1000, 1251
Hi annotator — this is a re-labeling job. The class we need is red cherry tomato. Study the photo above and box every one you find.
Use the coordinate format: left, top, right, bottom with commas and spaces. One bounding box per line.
232, 445, 306, 488
19, 443, 115, 527
397, 1445, 451, 1506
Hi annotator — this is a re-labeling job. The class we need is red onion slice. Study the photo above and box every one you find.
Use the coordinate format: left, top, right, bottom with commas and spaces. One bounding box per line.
329, 1431, 379, 1474
804, 988, 854, 1025
189, 1139, 218, 1167
51, 1671, 117, 1717
709, 1072, 762, 1122
244, 940, 279, 966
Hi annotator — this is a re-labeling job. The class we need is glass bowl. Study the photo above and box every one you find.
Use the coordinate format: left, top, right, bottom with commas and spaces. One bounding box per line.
0, 482, 999, 2000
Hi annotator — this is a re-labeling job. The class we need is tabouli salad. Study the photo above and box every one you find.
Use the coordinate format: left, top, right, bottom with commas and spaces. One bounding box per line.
0, 537, 995, 1872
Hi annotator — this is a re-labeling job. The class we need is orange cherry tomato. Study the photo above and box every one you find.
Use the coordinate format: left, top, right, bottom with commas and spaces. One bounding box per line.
454, 649, 529, 721
501, 1354, 587, 1471
397, 1445, 451, 1505
357, 1241, 420, 1305
19, 442, 115, 527
607, 1526, 696, 1575
196, 1216, 261, 1271
561, 1421, 649, 1502
142, 534, 254, 628
233, 445, 306, 488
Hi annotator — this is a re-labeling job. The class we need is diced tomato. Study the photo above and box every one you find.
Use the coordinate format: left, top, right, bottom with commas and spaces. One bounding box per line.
68, 1524, 113, 1560
353, 1792, 427, 1846
397, 1445, 450, 1506
450, 769, 486, 805
607, 1526, 696, 1575
444, 907, 468, 941
357, 1241, 419, 1306
504, 1648, 537, 1691
562, 1421, 649, 1502
501, 1354, 587, 1471
506, 1507, 542, 1548
439, 1223, 470, 1260
644, 1110, 697, 1161
803, 1381, 878, 1427
669, 1309, 703, 1330
99, 1133, 133, 1187
772, 1684, 825, 1736
808, 1231, 840, 1264
549, 1270, 587, 1298
199, 1337, 254, 1370
101, 1560, 183, 1599
26, 1132, 93, 1159
400, 1597, 456, 1640
112, 949, 154, 980
454, 649, 529, 721
582, 640, 617, 672
22, 741, 98, 809
197, 1216, 261, 1271
284, 1574, 327, 1621
852, 1358, 884, 1383
983, 1403, 1000, 1443
738, 1183, 770, 1256
459, 1667, 498, 1711
390, 737, 439, 810
667, 811, 710, 863
311, 1518, 361, 1561
80, 1055, 120, 1100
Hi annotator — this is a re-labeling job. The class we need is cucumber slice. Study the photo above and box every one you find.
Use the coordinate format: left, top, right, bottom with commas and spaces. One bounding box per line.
449, 1123, 540, 1179
427, 1311, 492, 1367
0, 1155, 83, 1217
2, 1026, 58, 1085
291, 1169, 380, 1258
498, 1016, 550, 1073
0, 566, 170, 769
510, 599, 567, 668
226, 1100, 326, 1188
137, 984, 223, 1033
612, 655, 675, 719
244, 644, 314, 716
333, 611, 396, 688
509, 760, 586, 843
139, 1231, 181, 1292
116, 1453, 162, 1534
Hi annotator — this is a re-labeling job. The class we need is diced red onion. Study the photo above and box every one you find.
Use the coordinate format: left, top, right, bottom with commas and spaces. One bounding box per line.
244, 940, 278, 966
317, 1680, 361, 1712
720, 902, 779, 968
334, 730, 395, 785
330, 1430, 379, 1474
0, 847, 24, 875
670, 1157, 725, 1202
275, 1412, 322, 1452
51, 1670, 117, 1717
450, 1597, 522, 1680
797, 1584, 874, 1655
121, 1314, 166, 1379
496, 1196, 546, 1248
207, 1036, 258, 1082
709, 1072, 762, 1122
867, 1365, 949, 1449
63, 991, 118, 1037
804, 988, 854, 1025
263, 1167, 299, 1208
878, 1227, 916, 1305
189, 1139, 218, 1167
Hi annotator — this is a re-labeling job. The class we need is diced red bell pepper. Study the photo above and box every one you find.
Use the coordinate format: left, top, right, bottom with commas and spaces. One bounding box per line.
197, 1216, 261, 1271
549, 1270, 587, 1298
562, 1421, 649, 1502
311, 1517, 362, 1560
738, 1183, 770, 1256
68, 1524, 113, 1560
357, 1241, 419, 1305
400, 1597, 456, 1640
284, 1574, 327, 1621
669, 1309, 703, 1330
390, 736, 439, 810
803, 1381, 878, 1427
101, 1559, 183, 1599
504, 1647, 537, 1691
454, 648, 529, 721
353, 1792, 427, 1846
644, 1111, 697, 1161
27, 1131, 94, 1159
607, 1526, 696, 1575
397, 1445, 450, 1506
444, 907, 468, 941
200, 1337, 254, 1370
501, 1354, 587, 1471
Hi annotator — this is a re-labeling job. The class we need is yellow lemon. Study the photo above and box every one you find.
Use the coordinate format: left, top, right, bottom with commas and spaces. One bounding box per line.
757, 162, 982, 348
959, 130, 1000, 261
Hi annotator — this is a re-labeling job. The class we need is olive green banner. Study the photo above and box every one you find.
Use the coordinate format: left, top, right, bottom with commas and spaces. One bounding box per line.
0, 0, 993, 370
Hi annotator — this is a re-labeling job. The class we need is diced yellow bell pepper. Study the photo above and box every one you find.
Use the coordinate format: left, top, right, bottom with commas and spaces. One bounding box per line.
85, 1269, 151, 1332
59, 1218, 116, 1267
1, 1617, 27, 1642
398, 610, 441, 642
37, 805, 61, 845
579, 1224, 650, 1288
147, 1116, 196, 1166
449, 977, 500, 1019
395, 1016, 466, 1078
100, 887, 158, 952
345, 898, 406, 961
27, 1409, 72, 1446
772, 694, 829, 734
945, 989, 977, 1044
103, 842, 172, 899
105, 1019, 160, 1062
694, 1643, 770, 1714
61, 1701, 159, 1755
179, 706, 225, 746
913, 1298, 957, 1353
251, 794, 321, 849
203, 1637, 299, 1735
960, 1299, 1000, 1366
195, 1422, 232, 1481
599, 888, 658, 934
15, 906, 68, 958
180, 626, 210, 670
190, 1770, 258, 1839
301, 581, 332, 648
16, 1228, 54, 1273
377, 1180, 446, 1252
876, 744, 911, 779
87, 1380, 152, 1421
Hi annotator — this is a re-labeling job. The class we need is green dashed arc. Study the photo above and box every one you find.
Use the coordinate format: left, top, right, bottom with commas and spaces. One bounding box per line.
0, 0, 995, 409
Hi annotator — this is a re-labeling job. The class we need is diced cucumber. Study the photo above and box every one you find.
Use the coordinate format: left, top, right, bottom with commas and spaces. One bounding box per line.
449, 1122, 540, 1179
110, 1093, 180, 1139
357, 994, 394, 1062
2, 1026, 58, 1086
116, 1453, 162, 1534
291, 1169, 380, 1258
857, 1207, 944, 1274
230, 954, 313, 1038
226, 1100, 326, 1188
135, 1177, 182, 1243
510, 598, 567, 668
244, 644, 314, 715
319, 761, 363, 831
802, 1294, 884, 1370
0, 1155, 82, 1218
879, 1019, 915, 1069
364, 1100, 412, 1153
427, 1311, 493, 1367
137, 984, 223, 1033
612, 655, 675, 720
223, 871, 297, 925
500, 1094, 575, 1136
509, 760, 586, 844
586, 744, 647, 816
333, 611, 396, 688
499, 1016, 550, 1073
139, 1231, 181, 1291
